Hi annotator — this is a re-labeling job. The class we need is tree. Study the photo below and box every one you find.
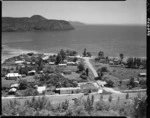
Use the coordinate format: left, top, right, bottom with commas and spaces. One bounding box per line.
85, 68, 89, 76
126, 93, 129, 99
77, 63, 85, 72
98, 51, 104, 58
119, 53, 124, 62
19, 79, 28, 90
86, 52, 92, 57
83, 48, 87, 57
108, 94, 112, 102
129, 77, 135, 88
55, 53, 62, 65
60, 49, 66, 61
73, 57, 78, 62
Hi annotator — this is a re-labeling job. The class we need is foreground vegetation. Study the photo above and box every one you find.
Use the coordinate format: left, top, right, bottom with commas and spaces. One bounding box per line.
2, 93, 147, 117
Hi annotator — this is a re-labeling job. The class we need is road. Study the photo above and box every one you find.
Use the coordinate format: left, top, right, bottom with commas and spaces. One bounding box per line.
2, 91, 146, 106
82, 57, 122, 94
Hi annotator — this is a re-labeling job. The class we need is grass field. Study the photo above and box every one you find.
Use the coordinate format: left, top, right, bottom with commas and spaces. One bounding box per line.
89, 59, 146, 80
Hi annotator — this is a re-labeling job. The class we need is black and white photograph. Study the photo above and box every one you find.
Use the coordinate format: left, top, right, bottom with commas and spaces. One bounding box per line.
2, 0, 147, 117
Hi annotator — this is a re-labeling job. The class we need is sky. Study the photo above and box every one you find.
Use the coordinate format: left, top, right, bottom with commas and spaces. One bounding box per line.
2, 0, 146, 25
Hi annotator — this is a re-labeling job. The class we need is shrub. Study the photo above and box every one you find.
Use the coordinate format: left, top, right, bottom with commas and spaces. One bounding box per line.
133, 95, 147, 118
74, 106, 89, 116
24, 96, 48, 111
126, 93, 129, 99
108, 94, 112, 102
19, 79, 28, 90
61, 99, 69, 111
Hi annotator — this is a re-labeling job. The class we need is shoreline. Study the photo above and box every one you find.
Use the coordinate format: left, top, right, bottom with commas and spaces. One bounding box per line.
2, 45, 146, 64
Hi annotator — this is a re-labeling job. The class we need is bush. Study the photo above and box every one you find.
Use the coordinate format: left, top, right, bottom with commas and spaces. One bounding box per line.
74, 106, 89, 116
19, 79, 28, 90
24, 96, 48, 111
23, 88, 38, 96
95, 101, 110, 111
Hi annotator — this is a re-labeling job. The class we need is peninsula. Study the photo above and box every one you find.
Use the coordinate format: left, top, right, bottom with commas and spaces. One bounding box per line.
2, 15, 74, 32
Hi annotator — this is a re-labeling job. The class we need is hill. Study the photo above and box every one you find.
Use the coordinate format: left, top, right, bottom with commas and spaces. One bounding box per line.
2, 15, 74, 32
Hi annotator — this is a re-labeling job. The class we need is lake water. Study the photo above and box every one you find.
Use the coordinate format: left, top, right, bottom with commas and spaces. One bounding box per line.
2, 25, 146, 61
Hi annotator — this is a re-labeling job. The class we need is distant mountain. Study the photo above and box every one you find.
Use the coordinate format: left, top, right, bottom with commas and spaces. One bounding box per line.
69, 21, 86, 27
2, 15, 74, 32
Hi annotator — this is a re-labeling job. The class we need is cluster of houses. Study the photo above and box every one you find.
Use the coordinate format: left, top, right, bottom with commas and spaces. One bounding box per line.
3, 79, 107, 97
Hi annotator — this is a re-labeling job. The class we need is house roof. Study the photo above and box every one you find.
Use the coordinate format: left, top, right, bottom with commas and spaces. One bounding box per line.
10, 83, 19, 88
9, 88, 17, 92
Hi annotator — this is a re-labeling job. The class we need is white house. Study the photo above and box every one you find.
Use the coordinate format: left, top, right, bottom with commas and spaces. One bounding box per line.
15, 60, 25, 64
49, 62, 55, 65
6, 73, 22, 78
37, 86, 46, 94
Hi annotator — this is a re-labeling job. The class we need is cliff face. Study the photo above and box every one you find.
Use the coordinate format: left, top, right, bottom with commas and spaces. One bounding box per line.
2, 15, 74, 32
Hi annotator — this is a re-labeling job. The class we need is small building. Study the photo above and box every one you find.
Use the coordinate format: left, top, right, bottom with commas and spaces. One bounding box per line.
138, 73, 146, 78
28, 70, 36, 75
37, 86, 47, 94
8, 88, 17, 94
49, 62, 55, 65
5, 73, 22, 80
26, 62, 31, 65
42, 55, 50, 60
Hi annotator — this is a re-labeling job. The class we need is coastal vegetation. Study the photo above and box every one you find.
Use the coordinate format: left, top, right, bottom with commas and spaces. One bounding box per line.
2, 93, 147, 117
